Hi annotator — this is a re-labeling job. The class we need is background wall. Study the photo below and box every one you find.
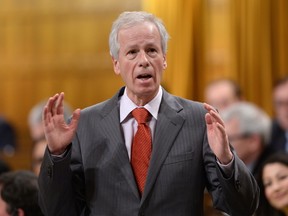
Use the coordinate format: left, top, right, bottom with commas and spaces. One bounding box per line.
143, 0, 288, 113
0, 0, 141, 169
0, 0, 287, 170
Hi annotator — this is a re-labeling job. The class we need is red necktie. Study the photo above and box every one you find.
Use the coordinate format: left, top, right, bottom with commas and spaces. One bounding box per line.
131, 108, 152, 195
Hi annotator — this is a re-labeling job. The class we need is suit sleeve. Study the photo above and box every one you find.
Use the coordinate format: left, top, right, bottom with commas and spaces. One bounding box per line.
203, 135, 259, 216
38, 138, 87, 216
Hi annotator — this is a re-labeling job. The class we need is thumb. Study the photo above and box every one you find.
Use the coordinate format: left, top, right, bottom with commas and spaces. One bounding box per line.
69, 108, 81, 130
205, 113, 213, 125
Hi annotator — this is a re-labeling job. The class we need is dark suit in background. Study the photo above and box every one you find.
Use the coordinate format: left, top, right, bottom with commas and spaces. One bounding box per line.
270, 76, 288, 152
0, 116, 17, 155
270, 120, 288, 152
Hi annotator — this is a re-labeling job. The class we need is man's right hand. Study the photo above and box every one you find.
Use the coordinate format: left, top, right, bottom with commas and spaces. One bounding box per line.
42, 92, 81, 155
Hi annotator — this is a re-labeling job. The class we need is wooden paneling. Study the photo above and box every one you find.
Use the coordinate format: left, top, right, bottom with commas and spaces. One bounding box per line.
0, 0, 141, 170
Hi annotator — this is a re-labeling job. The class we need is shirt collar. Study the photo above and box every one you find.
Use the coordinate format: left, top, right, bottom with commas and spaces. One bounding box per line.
119, 86, 163, 123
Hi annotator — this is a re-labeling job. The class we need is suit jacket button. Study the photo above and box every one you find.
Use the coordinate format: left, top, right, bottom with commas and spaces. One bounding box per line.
235, 180, 241, 190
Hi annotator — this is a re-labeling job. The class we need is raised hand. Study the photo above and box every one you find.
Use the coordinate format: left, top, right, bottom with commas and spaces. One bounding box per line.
204, 103, 233, 164
42, 92, 81, 155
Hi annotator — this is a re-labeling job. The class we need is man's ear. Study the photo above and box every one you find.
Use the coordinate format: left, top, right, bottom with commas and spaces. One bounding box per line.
111, 56, 120, 75
163, 55, 167, 70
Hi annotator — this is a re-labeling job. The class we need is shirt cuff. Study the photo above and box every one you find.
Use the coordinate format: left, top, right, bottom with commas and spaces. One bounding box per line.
51, 149, 68, 158
49, 144, 71, 161
216, 155, 234, 178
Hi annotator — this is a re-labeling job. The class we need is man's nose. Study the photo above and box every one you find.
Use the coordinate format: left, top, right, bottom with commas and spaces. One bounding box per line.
138, 51, 149, 68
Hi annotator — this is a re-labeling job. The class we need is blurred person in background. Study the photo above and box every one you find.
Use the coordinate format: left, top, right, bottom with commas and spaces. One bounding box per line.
221, 101, 274, 177
28, 100, 72, 176
257, 152, 288, 216
0, 160, 10, 176
221, 102, 275, 216
0, 116, 15, 173
204, 78, 243, 113
0, 170, 44, 216
270, 76, 288, 152
30, 139, 47, 177
0, 116, 17, 156
204, 78, 244, 216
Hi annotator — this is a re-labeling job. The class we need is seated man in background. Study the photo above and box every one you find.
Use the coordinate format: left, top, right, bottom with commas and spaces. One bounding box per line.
221, 102, 276, 216
28, 100, 72, 176
204, 78, 243, 113
221, 101, 275, 177
270, 76, 288, 152
0, 170, 44, 216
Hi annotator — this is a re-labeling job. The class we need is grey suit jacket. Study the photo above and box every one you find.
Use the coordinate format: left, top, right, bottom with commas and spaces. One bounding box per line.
38, 87, 259, 216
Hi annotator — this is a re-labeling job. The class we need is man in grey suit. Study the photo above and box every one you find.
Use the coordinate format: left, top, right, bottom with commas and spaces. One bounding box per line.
38, 11, 259, 216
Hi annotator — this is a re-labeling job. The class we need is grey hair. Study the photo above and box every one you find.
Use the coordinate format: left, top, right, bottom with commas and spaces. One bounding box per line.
109, 11, 170, 59
28, 100, 73, 127
221, 102, 271, 145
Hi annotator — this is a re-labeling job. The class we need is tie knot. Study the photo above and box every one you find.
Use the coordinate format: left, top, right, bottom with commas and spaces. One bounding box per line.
132, 108, 150, 124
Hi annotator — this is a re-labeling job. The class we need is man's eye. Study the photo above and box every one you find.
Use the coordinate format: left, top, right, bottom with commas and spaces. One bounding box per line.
127, 50, 137, 55
126, 50, 137, 59
147, 48, 157, 56
148, 48, 156, 53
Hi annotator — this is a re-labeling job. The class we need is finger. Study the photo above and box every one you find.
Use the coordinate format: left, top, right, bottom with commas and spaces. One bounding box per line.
206, 113, 228, 144
216, 121, 226, 135
45, 94, 57, 118
56, 92, 64, 115
69, 108, 81, 131
51, 93, 60, 116
210, 110, 225, 127
205, 113, 212, 125
205, 113, 224, 133
42, 105, 52, 127
204, 103, 225, 126
203, 103, 218, 113
42, 105, 48, 124
216, 122, 230, 145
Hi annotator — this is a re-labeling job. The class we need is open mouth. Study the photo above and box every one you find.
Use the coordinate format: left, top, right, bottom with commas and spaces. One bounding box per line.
137, 74, 152, 80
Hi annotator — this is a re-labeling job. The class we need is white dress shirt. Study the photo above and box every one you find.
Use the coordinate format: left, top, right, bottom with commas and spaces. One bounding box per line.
119, 87, 162, 160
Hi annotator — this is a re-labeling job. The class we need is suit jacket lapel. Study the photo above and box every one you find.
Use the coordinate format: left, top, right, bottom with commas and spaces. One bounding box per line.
141, 90, 185, 202
97, 88, 185, 201
98, 88, 140, 199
